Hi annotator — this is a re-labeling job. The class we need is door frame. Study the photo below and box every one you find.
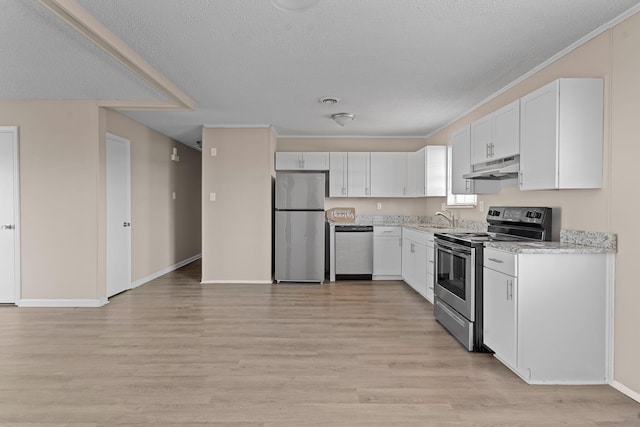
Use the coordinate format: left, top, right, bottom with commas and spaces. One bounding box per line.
106, 132, 132, 298
1, 126, 21, 304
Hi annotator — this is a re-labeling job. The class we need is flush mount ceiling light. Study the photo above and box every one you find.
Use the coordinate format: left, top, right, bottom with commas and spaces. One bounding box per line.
331, 113, 355, 127
271, 0, 320, 12
319, 96, 341, 105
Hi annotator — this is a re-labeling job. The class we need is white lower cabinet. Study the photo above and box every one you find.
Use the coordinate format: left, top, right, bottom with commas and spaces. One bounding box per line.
373, 226, 402, 279
401, 228, 430, 301
483, 247, 611, 384
425, 233, 435, 303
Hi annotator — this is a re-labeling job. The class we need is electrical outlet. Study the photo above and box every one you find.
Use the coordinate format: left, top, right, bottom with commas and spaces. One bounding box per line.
172, 192, 176, 200
209, 192, 216, 202
377, 202, 382, 210
211, 147, 217, 157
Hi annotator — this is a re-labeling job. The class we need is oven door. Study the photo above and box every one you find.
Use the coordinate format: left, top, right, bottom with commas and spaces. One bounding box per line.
434, 239, 475, 321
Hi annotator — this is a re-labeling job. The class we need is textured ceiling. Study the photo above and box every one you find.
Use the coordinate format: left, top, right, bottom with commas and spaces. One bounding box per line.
3, 0, 640, 149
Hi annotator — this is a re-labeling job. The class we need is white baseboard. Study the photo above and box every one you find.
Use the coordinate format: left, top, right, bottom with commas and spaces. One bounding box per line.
131, 253, 202, 289
18, 298, 109, 308
611, 380, 640, 403
201, 280, 273, 284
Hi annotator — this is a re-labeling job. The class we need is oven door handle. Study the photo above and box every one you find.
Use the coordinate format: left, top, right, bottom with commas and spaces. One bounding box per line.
436, 241, 472, 257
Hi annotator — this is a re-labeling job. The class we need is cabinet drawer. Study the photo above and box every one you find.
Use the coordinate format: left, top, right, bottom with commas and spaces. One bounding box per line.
374, 226, 401, 237
484, 248, 517, 276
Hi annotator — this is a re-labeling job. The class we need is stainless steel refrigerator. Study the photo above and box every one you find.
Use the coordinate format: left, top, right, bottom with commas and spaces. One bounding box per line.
274, 172, 325, 283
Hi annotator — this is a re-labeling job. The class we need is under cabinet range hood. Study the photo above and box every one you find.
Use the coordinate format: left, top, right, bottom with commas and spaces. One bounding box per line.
463, 155, 520, 180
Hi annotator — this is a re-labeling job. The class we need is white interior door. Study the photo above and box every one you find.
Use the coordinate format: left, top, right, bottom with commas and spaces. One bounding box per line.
106, 133, 131, 298
0, 127, 20, 304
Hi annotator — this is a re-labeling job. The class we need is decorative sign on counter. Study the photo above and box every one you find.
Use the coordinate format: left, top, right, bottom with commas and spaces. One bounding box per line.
326, 207, 356, 223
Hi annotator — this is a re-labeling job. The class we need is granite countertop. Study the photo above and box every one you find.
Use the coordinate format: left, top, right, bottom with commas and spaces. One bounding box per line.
485, 229, 617, 254
484, 241, 614, 254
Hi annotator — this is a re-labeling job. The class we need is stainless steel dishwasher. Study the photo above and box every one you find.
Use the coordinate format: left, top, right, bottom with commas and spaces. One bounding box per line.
334, 225, 373, 280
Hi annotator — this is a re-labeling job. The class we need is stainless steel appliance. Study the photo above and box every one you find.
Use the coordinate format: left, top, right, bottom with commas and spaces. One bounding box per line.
434, 206, 553, 351
334, 225, 373, 280
274, 172, 326, 283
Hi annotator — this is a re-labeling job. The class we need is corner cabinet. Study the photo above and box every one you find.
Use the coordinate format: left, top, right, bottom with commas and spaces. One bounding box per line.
275, 152, 329, 171
471, 100, 520, 165
483, 247, 611, 384
519, 78, 603, 191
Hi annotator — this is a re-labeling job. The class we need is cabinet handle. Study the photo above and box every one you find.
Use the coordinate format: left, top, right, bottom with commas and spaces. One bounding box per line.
342, 187, 346, 196
465, 179, 470, 192
490, 143, 495, 157
488, 258, 504, 264
365, 187, 369, 196
507, 280, 513, 300
486, 143, 490, 158
506, 280, 510, 300
519, 171, 523, 187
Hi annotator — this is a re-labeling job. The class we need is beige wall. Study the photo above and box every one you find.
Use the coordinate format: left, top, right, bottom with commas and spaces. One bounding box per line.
0, 101, 101, 300
423, 17, 640, 395
105, 110, 202, 283
610, 12, 640, 395
202, 127, 274, 283
0, 101, 201, 303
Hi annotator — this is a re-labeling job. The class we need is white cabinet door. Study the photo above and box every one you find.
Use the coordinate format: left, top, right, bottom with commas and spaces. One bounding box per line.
302, 152, 329, 170
471, 100, 520, 165
519, 78, 603, 191
347, 152, 371, 197
412, 241, 427, 297
370, 152, 407, 197
492, 100, 520, 160
276, 152, 329, 170
424, 146, 447, 197
401, 236, 414, 285
483, 267, 517, 369
275, 152, 302, 170
373, 228, 402, 277
406, 149, 425, 197
451, 126, 473, 194
471, 115, 492, 164
329, 152, 347, 197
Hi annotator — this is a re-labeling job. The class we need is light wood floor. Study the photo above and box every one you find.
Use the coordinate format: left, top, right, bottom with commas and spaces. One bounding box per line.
1, 260, 638, 426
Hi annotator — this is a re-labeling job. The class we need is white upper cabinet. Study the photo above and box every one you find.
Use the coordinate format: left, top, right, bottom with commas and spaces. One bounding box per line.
451, 126, 473, 195
471, 100, 520, 165
406, 147, 447, 197
275, 152, 329, 170
406, 150, 425, 197
370, 152, 408, 197
451, 126, 502, 195
330, 152, 371, 197
347, 152, 371, 197
519, 78, 603, 191
423, 146, 447, 197
329, 152, 348, 197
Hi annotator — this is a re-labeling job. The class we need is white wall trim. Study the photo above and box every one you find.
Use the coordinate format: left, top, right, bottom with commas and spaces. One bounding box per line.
611, 381, 640, 403
203, 124, 272, 129
131, 253, 202, 289
18, 298, 109, 308
201, 280, 273, 285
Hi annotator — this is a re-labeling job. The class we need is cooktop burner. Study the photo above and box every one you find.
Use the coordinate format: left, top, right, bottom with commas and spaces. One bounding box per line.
436, 232, 534, 244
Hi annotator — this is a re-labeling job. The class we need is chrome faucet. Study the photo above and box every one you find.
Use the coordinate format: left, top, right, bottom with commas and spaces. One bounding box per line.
435, 210, 455, 227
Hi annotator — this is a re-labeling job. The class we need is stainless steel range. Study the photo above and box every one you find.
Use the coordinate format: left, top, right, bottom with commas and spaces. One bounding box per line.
433, 206, 553, 351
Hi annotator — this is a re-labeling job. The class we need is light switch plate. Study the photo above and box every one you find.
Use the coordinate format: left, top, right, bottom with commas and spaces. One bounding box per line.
376, 202, 382, 210
209, 192, 216, 202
